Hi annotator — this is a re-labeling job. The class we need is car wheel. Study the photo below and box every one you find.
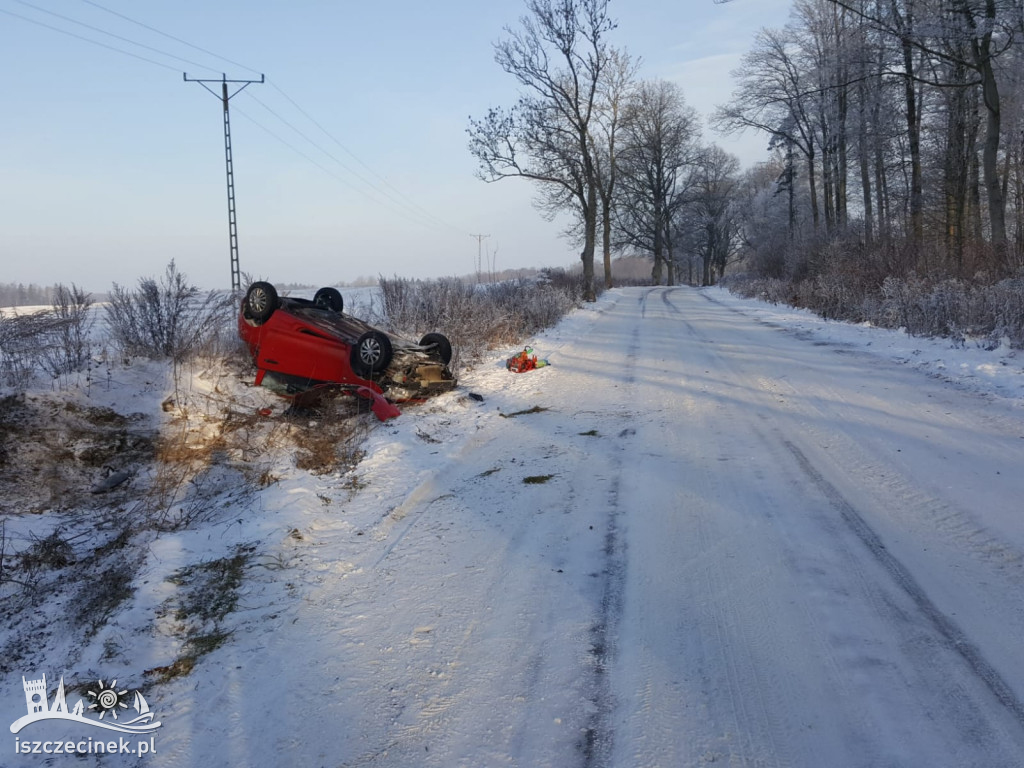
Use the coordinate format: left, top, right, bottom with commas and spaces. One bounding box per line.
351, 331, 393, 377
245, 282, 279, 324
314, 287, 344, 313
419, 333, 453, 365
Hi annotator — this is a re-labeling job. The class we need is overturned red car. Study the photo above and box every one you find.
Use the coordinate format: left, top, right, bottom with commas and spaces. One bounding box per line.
237, 281, 456, 402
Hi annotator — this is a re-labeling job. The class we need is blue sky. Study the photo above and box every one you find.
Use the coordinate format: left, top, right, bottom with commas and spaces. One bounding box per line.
0, 0, 792, 292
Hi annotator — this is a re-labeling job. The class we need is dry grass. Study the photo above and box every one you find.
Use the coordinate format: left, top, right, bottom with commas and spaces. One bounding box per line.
147, 544, 255, 684
0, 393, 155, 516
283, 400, 367, 476
523, 474, 555, 484
500, 405, 550, 418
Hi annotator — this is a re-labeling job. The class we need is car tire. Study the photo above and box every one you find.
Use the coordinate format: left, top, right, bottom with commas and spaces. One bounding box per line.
419, 333, 453, 365
351, 331, 393, 378
314, 287, 344, 313
245, 282, 279, 324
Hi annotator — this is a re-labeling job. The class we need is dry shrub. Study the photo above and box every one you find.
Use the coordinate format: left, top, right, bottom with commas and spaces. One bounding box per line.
728, 269, 1024, 348
377, 272, 582, 367
0, 313, 55, 387
0, 284, 95, 387
105, 260, 236, 362
878, 274, 1024, 345
42, 284, 95, 377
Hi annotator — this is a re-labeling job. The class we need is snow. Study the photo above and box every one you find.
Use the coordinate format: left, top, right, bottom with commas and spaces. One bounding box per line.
3, 285, 1024, 766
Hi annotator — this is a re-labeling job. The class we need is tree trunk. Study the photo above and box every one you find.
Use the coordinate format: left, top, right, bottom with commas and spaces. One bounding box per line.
786, 141, 797, 236
808, 145, 821, 229
651, 194, 664, 285
822, 120, 836, 233
665, 221, 676, 286
582, 183, 598, 301
943, 60, 970, 274
901, 32, 924, 245
1015, 138, 1024, 266
969, 145, 984, 245
837, 80, 849, 229
978, 54, 1007, 254
602, 204, 614, 289
872, 33, 888, 242
857, 77, 874, 246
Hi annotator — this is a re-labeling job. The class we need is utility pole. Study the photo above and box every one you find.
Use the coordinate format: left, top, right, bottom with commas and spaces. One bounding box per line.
470, 233, 490, 282
184, 72, 264, 293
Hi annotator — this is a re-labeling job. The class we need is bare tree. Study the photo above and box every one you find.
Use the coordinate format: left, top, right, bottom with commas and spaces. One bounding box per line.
687, 146, 743, 285
591, 47, 639, 289
615, 80, 701, 284
467, 0, 617, 301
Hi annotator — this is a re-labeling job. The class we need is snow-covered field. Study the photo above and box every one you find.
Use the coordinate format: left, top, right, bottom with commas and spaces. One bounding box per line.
3, 285, 1024, 766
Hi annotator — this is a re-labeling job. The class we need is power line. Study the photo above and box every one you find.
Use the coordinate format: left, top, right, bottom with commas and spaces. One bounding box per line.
75, 0, 262, 77
57, 1, 470, 238
11, 0, 219, 74
231, 104, 455, 235
267, 80, 470, 236
243, 90, 461, 234
0, 6, 182, 72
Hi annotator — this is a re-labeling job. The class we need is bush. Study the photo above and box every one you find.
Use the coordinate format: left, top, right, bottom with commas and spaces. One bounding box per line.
105, 261, 235, 361
728, 269, 1024, 349
376, 274, 583, 368
876, 274, 1024, 345
0, 283, 95, 387
0, 313, 52, 387
39, 284, 95, 378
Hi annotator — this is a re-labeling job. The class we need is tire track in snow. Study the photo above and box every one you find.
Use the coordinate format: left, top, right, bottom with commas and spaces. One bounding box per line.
581, 320, 640, 768
783, 439, 1024, 730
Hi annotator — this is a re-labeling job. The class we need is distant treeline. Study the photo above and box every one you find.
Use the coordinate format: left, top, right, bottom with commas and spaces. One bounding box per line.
0, 282, 55, 307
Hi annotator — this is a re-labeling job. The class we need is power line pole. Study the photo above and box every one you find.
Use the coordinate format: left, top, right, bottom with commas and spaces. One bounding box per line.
470, 233, 490, 282
184, 72, 264, 293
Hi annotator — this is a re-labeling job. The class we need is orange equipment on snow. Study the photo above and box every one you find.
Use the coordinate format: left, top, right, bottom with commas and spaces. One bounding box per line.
506, 347, 549, 374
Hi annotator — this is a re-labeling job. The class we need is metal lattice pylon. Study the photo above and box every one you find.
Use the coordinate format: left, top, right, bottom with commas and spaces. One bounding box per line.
185, 73, 264, 293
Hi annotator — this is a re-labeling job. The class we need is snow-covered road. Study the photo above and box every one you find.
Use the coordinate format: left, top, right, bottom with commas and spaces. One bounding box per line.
155, 286, 1024, 767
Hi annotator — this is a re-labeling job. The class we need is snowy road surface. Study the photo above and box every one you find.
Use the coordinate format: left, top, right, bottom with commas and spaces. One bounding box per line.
158, 286, 1024, 767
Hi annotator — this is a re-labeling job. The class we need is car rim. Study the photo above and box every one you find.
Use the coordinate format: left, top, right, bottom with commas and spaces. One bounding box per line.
249, 289, 268, 314
360, 338, 382, 366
